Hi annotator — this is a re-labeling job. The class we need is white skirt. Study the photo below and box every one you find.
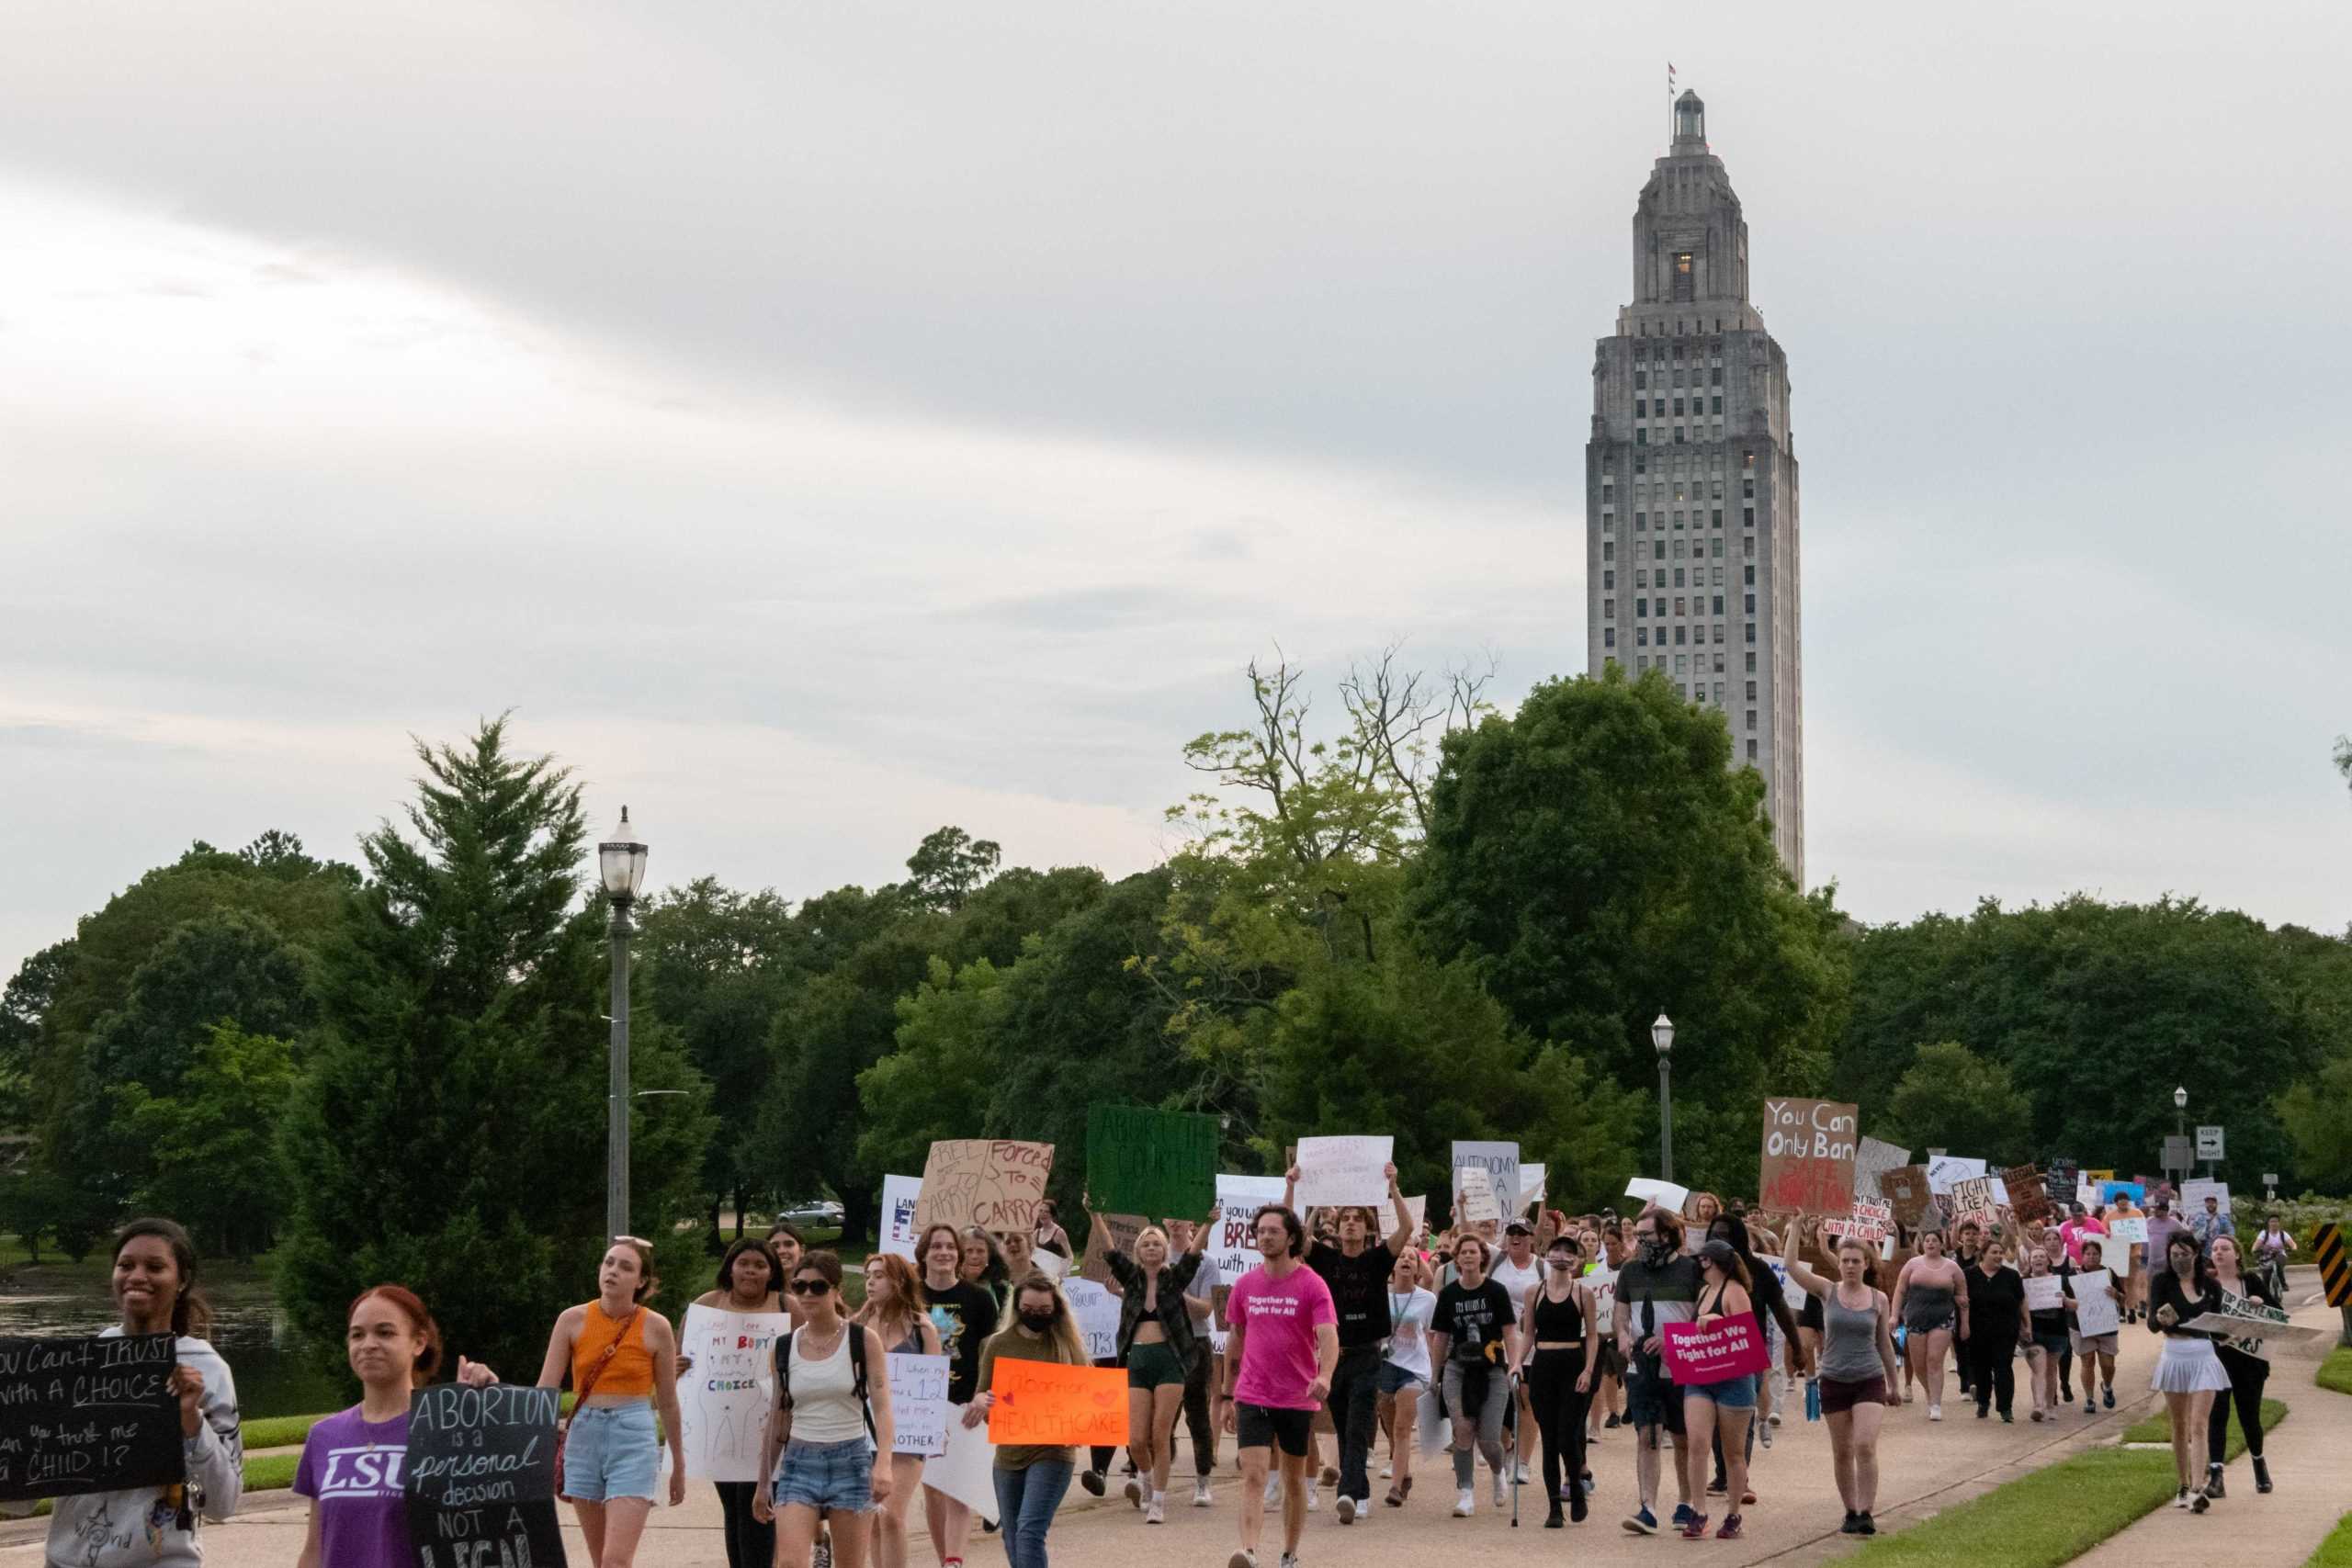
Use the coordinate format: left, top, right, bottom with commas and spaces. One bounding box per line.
2150, 1337, 2232, 1394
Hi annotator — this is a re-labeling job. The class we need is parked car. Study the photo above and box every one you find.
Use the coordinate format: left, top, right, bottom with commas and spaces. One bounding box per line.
778, 1198, 844, 1227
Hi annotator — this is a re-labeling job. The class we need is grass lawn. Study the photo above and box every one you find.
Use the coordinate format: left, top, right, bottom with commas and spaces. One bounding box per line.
1846, 1401, 2285, 1568
2310, 1512, 2352, 1568
2317, 1346, 2352, 1399
2118, 1397, 2288, 1447
243, 1452, 300, 1493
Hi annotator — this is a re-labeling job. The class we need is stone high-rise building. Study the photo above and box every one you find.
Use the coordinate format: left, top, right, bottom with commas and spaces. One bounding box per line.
1585, 88, 1804, 881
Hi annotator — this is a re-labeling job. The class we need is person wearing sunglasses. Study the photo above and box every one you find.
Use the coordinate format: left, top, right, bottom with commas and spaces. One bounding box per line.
755, 1251, 899, 1568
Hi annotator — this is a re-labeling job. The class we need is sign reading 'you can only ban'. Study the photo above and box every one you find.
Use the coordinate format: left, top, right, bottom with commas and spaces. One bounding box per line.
1758, 1098, 1860, 1216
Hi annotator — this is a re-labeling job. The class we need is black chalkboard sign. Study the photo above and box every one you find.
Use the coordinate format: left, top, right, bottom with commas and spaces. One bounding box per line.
403, 1382, 566, 1568
0, 1333, 185, 1502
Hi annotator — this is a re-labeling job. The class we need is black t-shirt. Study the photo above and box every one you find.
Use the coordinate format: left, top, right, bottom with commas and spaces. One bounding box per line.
1616, 1251, 1704, 1347
1433, 1279, 1516, 1364
1963, 1265, 2025, 1340
924, 1280, 1001, 1404
1306, 1242, 1397, 1350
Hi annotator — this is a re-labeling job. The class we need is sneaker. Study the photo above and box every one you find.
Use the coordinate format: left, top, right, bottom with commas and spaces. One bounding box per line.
2062, 1382, 2075, 1402
1623, 1506, 1659, 1535
2175, 1487, 2191, 1510
811, 1543, 831, 1568
1670, 1503, 1697, 1529
1605, 1413, 1622, 1429
1492, 1471, 1508, 1508
1841, 1511, 1861, 1536
1679, 1513, 1711, 1540
1144, 1498, 1164, 1525
1717, 1514, 1744, 1540
1305, 1481, 1317, 1512
1320, 1464, 1340, 1487
1706, 1478, 1728, 1496
2085, 1397, 2097, 1416
1081, 1469, 1107, 1498
1928, 1403, 1943, 1422
2103, 1388, 2115, 1409
2191, 1489, 2211, 1515
1976, 1406, 1989, 1420
2030, 1409, 2045, 1423
1741, 1491, 1757, 1506
1280, 1556, 1299, 1568
1856, 1512, 1877, 1536
1767, 1410, 1782, 1427
1227, 1553, 1257, 1568
1125, 1478, 1144, 1507
2000, 1411, 2014, 1424
1758, 1421, 1773, 1449
1264, 1477, 1282, 1509
1380, 1462, 1393, 1480
1454, 1488, 1476, 1518
1194, 1479, 1215, 1507
1337, 1495, 1356, 1526
1514, 1461, 1532, 1484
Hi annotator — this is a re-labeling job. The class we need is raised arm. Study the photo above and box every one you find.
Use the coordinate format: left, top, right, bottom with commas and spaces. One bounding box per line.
1385, 1165, 1413, 1253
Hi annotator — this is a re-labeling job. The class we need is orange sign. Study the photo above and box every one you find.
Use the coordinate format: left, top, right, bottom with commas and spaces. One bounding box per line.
986, 1359, 1127, 1447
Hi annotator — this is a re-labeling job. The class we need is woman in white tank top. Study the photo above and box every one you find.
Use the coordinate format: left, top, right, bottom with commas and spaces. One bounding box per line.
755, 1251, 898, 1568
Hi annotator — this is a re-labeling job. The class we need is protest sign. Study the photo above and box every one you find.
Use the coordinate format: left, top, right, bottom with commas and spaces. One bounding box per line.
2181, 1298, 2321, 1359
1585, 1268, 1618, 1335
1951, 1176, 1995, 1229
2072, 1268, 2120, 1337
888, 1353, 951, 1458
1061, 1279, 1122, 1362
922, 1416, 999, 1524
405, 1382, 565, 1568
2044, 1161, 2079, 1208
1452, 1142, 1520, 1217
1207, 1176, 1286, 1288
1762, 1258, 1808, 1313
2180, 1179, 2232, 1217
2023, 1275, 2064, 1313
2003, 1165, 2051, 1225
1085, 1105, 1217, 1220
678, 1304, 789, 1482
1295, 1135, 1393, 1208
1625, 1177, 1690, 1214
880, 1174, 922, 1260
1823, 1198, 1894, 1247
0, 1334, 182, 1502
1853, 1137, 1912, 1203
1520, 1164, 1547, 1214
1453, 1165, 1499, 1226
2098, 1179, 2146, 1207
1758, 1098, 1860, 1214
1403, 1195, 1428, 1239
986, 1359, 1127, 1447
1079, 1213, 1145, 1285
1879, 1165, 1933, 1228
2108, 1216, 2149, 1245
1927, 1154, 1986, 1195
913, 1140, 1055, 1234
2075, 1183, 2102, 1213
1662, 1312, 1770, 1384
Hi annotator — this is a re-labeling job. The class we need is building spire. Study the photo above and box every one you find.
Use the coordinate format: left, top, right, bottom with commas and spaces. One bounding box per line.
1672, 89, 1707, 153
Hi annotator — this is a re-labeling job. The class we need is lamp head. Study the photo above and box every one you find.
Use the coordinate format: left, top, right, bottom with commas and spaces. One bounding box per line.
1651, 1012, 1674, 1057
598, 806, 650, 903
2172, 1086, 2187, 1111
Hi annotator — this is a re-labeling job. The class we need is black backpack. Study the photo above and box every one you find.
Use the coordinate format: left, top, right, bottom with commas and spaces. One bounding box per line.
775, 1325, 877, 1443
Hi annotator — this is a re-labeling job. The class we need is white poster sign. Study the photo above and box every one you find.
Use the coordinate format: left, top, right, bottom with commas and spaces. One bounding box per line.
1453, 1141, 1521, 1216
2072, 1268, 2120, 1337
678, 1303, 790, 1483
1403, 1194, 1428, 1240
1585, 1267, 1618, 1335
888, 1352, 951, 1458
1853, 1137, 1912, 1202
1926, 1155, 1986, 1195
2180, 1179, 2233, 1217
1764, 1258, 1807, 1312
1520, 1164, 1547, 1214
881, 1173, 923, 1260
1062, 1277, 1122, 1362
1625, 1177, 1691, 1214
920, 1412, 1000, 1522
2108, 1217, 2149, 1245
1295, 1135, 1393, 1208
1208, 1175, 1287, 1289
1453, 1165, 1499, 1226
2023, 1275, 2064, 1313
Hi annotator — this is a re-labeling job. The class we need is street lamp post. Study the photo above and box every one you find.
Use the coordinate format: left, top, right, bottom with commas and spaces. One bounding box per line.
2173, 1085, 2188, 1187
599, 807, 650, 1243
1653, 1013, 1677, 1184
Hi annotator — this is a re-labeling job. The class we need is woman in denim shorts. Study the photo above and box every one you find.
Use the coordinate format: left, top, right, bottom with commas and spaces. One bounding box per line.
537, 1237, 689, 1568
1376, 1250, 1437, 1506
755, 1251, 897, 1568
1679, 1240, 1759, 1542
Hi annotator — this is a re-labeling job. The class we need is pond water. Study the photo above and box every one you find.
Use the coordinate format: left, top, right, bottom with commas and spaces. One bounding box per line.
0, 1263, 346, 1420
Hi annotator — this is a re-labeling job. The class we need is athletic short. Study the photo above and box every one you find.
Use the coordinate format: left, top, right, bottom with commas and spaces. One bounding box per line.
2032, 1330, 2070, 1359
1817, 1375, 1887, 1416
1126, 1340, 1187, 1390
1376, 1361, 1428, 1396
2075, 1331, 2119, 1356
1684, 1373, 1757, 1410
773, 1437, 876, 1515
1623, 1354, 1685, 1435
1591, 1340, 1624, 1379
1236, 1401, 1316, 1458
560, 1402, 660, 1503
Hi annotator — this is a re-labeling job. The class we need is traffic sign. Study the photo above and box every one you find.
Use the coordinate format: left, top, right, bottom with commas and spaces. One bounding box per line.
2314, 1224, 2350, 1309
2196, 1125, 2225, 1161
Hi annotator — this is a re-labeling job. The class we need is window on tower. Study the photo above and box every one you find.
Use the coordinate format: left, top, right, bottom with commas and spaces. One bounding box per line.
1634, 371, 1646, 389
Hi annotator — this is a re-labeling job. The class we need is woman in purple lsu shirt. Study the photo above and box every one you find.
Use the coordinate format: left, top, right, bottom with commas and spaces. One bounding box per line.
294, 1284, 499, 1568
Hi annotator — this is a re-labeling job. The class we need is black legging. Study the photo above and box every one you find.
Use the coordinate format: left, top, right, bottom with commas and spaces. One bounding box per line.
2208, 1346, 2268, 1459
1182, 1339, 1216, 1479
1968, 1331, 2017, 1416
714, 1481, 774, 1568
1527, 1348, 1590, 1516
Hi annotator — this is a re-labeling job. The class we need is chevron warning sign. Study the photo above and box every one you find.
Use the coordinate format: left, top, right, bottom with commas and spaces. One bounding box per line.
2316, 1223, 2350, 1308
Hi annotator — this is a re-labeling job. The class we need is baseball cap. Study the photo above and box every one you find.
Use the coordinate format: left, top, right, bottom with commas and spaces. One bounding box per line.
1505, 1220, 1533, 1237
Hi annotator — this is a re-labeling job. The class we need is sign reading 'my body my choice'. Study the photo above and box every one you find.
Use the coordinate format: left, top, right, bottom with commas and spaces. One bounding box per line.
0, 1333, 182, 1503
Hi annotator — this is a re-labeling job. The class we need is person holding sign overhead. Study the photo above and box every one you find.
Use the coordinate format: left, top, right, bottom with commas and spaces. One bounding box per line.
293, 1284, 499, 1568
756, 1251, 899, 1567
1282, 1158, 1413, 1525
1081, 1193, 1217, 1525
854, 1253, 945, 1568
1222, 1203, 1340, 1568
44, 1218, 243, 1568
965, 1274, 1089, 1568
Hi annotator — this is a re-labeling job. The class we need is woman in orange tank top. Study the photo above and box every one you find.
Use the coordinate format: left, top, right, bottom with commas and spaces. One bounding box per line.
535, 1237, 688, 1566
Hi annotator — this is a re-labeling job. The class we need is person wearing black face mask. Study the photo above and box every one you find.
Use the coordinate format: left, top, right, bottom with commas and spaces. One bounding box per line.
1616, 1207, 1702, 1536
1513, 1235, 1599, 1527
968, 1276, 1090, 1568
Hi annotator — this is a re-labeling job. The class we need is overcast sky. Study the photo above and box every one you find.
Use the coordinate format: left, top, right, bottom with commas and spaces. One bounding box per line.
6, 1, 2350, 980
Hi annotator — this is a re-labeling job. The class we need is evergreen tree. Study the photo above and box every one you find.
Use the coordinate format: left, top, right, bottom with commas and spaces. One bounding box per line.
276, 720, 711, 1377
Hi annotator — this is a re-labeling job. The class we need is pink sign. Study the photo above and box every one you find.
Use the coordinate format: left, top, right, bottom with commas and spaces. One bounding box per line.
1661, 1311, 1770, 1385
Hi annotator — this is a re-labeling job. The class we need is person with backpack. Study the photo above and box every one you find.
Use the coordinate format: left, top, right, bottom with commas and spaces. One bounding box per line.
753, 1250, 899, 1568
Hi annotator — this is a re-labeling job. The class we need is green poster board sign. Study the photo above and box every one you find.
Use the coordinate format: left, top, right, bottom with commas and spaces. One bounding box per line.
1085, 1104, 1218, 1221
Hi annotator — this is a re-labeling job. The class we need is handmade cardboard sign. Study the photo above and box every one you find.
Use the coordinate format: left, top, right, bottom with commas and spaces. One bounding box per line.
2003, 1165, 2051, 1225
2023, 1275, 2064, 1313
986, 1359, 1127, 1447
1852, 1137, 1912, 1203
1661, 1311, 1770, 1384
1452, 1142, 1520, 1217
2108, 1216, 2150, 1245
1079, 1213, 1146, 1285
1758, 1098, 1860, 1214
2071, 1268, 2121, 1337
2180, 1179, 2232, 1218
1951, 1176, 1995, 1228
0, 1334, 182, 1502
678, 1304, 789, 1482
1823, 1199, 1894, 1246
405, 1382, 566, 1568
913, 1140, 1056, 1234
1061, 1279, 1122, 1362
1453, 1165, 1500, 1226
1085, 1105, 1216, 1220
888, 1353, 951, 1458
1926, 1154, 1986, 1194
1295, 1135, 1393, 1209
1880, 1166, 1933, 1228
1207, 1175, 1286, 1288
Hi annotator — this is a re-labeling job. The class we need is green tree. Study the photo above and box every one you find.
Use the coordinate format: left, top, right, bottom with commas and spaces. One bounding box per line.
116, 1023, 297, 1258
276, 719, 713, 1378
903, 827, 1003, 914
1882, 1041, 2033, 1166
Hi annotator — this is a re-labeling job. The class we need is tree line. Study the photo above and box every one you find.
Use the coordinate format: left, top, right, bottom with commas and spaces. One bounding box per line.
3, 668, 2348, 1382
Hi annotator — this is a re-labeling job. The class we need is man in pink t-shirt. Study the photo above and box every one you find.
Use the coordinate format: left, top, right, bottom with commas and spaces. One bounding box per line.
2059, 1203, 2108, 1268
1223, 1203, 1339, 1568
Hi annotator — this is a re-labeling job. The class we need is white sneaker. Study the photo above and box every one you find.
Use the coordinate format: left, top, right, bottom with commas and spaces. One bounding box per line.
1493, 1471, 1508, 1508
1380, 1462, 1394, 1480
1264, 1477, 1282, 1509
1194, 1479, 1215, 1507
1768, 1409, 1782, 1427
1453, 1488, 1476, 1517
1758, 1420, 1773, 1450
1337, 1495, 1357, 1525
1514, 1461, 1532, 1483
1125, 1477, 1144, 1507
1928, 1403, 1943, 1422
1144, 1497, 1164, 1525
1305, 1480, 1317, 1511
1279, 1556, 1300, 1568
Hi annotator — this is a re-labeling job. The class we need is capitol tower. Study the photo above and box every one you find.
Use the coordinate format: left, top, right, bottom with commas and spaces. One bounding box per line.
1585, 88, 1804, 882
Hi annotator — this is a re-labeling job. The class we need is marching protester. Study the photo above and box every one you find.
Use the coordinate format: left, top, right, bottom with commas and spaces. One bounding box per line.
534, 1236, 688, 1566
1617, 1206, 1702, 1536
1489, 1220, 1544, 1483
754, 1250, 898, 1568
1963, 1237, 2028, 1422
1700, 1212, 1796, 1493
1677, 1240, 1760, 1540
2147, 1231, 2232, 1512
1033, 1200, 1073, 1262
966, 1275, 1088, 1568
1950, 1220, 1983, 1402
959, 1227, 1012, 1313
47, 1219, 243, 1567
1781, 1220, 1899, 1536
2192, 1192, 2234, 1247
918, 1222, 1000, 1568
1283, 1160, 1415, 1523
2021, 1244, 2069, 1421
2202, 1235, 2277, 1497
1222, 1203, 1340, 1568
676, 1238, 787, 1568
296, 1285, 498, 1568
1578, 1223, 1627, 1436
1890, 1230, 1968, 1419
854, 1253, 944, 1568
1165, 1215, 1224, 1506
2065, 1236, 2126, 1413
1514, 1231, 1599, 1527
1085, 1195, 1219, 1524
1684, 1191, 1724, 1248
1377, 1248, 1437, 1508
1429, 1232, 1520, 1517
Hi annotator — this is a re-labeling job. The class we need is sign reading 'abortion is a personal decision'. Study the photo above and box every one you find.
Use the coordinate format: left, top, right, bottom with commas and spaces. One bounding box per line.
404, 1382, 566, 1568
0, 1333, 183, 1503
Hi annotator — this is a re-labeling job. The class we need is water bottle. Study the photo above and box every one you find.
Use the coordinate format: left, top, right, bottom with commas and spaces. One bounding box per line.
1805, 1377, 1822, 1423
